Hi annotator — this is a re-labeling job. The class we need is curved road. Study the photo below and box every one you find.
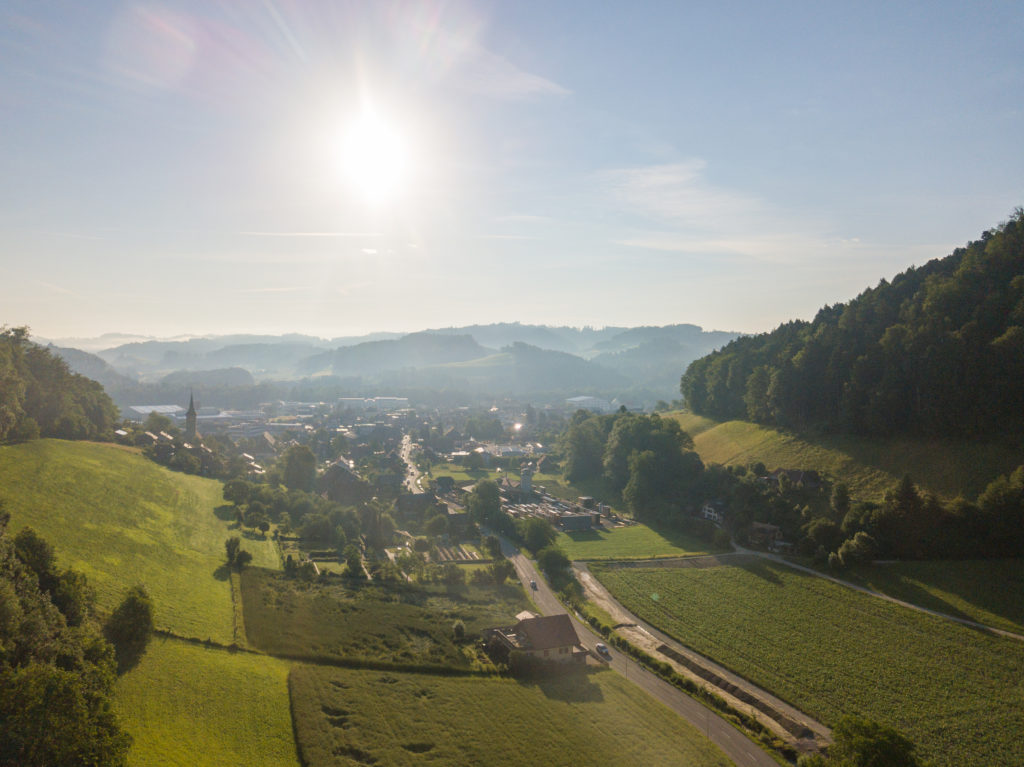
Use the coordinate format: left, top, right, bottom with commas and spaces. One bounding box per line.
498, 536, 778, 767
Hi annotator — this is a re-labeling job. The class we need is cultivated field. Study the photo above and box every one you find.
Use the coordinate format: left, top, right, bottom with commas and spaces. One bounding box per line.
114, 636, 299, 767
290, 665, 732, 767
670, 412, 1023, 501
241, 568, 529, 667
556, 522, 719, 561
840, 558, 1024, 635
593, 557, 1024, 767
0, 439, 279, 643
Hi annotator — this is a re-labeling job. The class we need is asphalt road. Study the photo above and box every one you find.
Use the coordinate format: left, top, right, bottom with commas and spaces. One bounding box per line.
499, 537, 778, 767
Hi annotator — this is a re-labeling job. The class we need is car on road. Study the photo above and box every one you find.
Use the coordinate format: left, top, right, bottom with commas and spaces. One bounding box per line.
530, 580, 537, 590
595, 642, 611, 658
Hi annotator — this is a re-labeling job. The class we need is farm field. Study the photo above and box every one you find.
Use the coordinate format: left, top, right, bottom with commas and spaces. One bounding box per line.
593, 557, 1024, 767
290, 665, 732, 767
670, 412, 1023, 502
114, 636, 299, 767
241, 568, 529, 666
839, 558, 1024, 635
556, 522, 720, 561
0, 439, 279, 643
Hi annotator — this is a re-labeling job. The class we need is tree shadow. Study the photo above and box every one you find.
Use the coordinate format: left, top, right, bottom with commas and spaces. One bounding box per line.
736, 558, 783, 585
213, 504, 236, 521
213, 563, 231, 581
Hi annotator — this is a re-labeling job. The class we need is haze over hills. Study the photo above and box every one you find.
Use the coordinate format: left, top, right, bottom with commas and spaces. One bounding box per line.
44, 322, 739, 408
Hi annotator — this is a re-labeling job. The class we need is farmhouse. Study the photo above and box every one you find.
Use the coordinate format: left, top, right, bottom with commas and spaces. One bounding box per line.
484, 613, 586, 664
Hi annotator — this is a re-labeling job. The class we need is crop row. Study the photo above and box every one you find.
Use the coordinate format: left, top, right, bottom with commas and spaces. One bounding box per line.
593, 558, 1024, 767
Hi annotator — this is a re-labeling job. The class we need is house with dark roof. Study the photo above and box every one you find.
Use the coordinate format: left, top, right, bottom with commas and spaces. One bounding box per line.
484, 613, 586, 664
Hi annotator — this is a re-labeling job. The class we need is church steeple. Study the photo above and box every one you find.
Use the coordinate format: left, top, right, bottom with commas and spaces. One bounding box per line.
185, 391, 197, 441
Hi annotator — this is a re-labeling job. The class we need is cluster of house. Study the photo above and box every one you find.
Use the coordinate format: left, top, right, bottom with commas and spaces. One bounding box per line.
699, 467, 822, 553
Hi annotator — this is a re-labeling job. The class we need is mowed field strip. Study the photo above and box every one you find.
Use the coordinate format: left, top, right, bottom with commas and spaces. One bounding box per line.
556, 522, 720, 561
290, 665, 733, 767
593, 558, 1024, 767
0, 439, 279, 643
114, 636, 300, 767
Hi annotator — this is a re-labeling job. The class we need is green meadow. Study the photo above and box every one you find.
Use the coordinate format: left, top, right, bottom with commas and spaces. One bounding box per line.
114, 636, 299, 767
593, 557, 1024, 767
556, 522, 719, 561
0, 439, 279, 643
290, 665, 732, 767
670, 412, 1023, 502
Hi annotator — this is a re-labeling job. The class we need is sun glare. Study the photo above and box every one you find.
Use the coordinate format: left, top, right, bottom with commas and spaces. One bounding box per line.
339, 107, 410, 204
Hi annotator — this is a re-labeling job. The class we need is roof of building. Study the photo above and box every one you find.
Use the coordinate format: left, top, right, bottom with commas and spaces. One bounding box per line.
514, 614, 580, 651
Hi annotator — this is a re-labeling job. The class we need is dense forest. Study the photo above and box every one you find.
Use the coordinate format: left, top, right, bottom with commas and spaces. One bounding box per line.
680, 211, 1024, 437
0, 328, 119, 442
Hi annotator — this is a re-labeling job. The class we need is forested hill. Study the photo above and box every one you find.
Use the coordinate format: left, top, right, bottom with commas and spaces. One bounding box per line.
0, 327, 119, 441
681, 210, 1024, 438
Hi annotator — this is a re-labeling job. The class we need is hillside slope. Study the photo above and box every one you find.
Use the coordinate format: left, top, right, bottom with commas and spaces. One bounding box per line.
671, 412, 1023, 501
0, 439, 279, 642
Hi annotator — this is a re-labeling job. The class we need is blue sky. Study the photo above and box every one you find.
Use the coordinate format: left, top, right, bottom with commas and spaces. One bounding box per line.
2, 0, 1022, 340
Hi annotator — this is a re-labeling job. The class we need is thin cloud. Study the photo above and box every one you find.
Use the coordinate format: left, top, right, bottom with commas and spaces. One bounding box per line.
602, 161, 844, 264
34, 280, 77, 296
402, 15, 569, 99
240, 231, 384, 238
236, 286, 310, 293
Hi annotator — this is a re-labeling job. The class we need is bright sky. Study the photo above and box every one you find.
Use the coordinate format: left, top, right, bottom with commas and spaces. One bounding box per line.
2, 1, 1022, 340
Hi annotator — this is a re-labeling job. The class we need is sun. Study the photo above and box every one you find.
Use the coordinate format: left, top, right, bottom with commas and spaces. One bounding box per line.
339, 106, 410, 204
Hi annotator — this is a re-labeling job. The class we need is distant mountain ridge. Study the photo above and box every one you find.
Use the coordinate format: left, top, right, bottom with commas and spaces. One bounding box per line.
51, 322, 740, 406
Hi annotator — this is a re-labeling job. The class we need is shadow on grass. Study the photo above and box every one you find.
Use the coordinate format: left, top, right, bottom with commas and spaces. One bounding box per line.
213, 563, 231, 581
214, 504, 237, 521
563, 529, 605, 544
736, 557, 783, 585
523, 670, 605, 703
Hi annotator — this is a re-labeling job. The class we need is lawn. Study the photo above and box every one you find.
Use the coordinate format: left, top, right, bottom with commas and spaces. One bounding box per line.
114, 636, 299, 767
241, 568, 529, 667
556, 522, 720, 561
670, 412, 1023, 502
0, 439, 280, 643
290, 665, 732, 767
839, 558, 1024, 635
593, 557, 1024, 767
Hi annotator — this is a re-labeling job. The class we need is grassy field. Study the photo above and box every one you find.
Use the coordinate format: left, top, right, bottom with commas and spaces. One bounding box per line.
839, 559, 1024, 635
0, 439, 279, 643
670, 412, 1024, 501
290, 665, 732, 767
556, 522, 720, 561
241, 568, 529, 667
593, 557, 1024, 767
114, 636, 299, 767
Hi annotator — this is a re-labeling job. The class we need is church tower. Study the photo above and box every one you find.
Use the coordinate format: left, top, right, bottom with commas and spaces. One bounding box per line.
185, 391, 197, 442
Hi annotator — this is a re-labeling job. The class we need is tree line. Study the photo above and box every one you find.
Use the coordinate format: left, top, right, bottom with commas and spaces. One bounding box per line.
681, 210, 1024, 438
0, 509, 154, 766
559, 409, 1023, 562
0, 327, 120, 443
